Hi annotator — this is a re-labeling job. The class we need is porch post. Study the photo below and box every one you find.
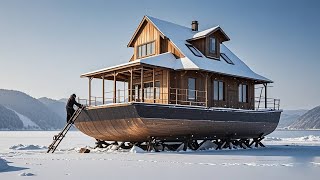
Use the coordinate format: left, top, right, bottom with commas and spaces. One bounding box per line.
141, 66, 144, 102
130, 68, 133, 102
113, 71, 117, 103
264, 83, 267, 109
167, 70, 170, 104
88, 77, 92, 106
205, 74, 208, 107
102, 76, 105, 104
153, 68, 155, 103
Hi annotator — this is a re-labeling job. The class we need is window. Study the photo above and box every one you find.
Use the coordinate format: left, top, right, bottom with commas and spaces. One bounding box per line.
143, 81, 160, 100
137, 41, 155, 58
134, 85, 140, 101
239, 84, 248, 103
188, 78, 196, 101
213, 80, 224, 101
186, 44, 202, 57
221, 53, 234, 65
209, 37, 216, 54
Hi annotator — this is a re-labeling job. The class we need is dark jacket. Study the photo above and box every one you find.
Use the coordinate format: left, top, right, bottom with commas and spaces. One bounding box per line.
66, 96, 82, 109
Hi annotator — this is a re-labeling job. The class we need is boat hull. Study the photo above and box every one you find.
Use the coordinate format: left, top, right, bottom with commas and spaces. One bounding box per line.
74, 103, 281, 142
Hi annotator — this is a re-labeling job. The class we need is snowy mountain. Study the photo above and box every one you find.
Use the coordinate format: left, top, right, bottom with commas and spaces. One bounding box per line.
289, 106, 320, 129
0, 104, 23, 130
277, 109, 308, 129
0, 89, 65, 130
38, 97, 66, 120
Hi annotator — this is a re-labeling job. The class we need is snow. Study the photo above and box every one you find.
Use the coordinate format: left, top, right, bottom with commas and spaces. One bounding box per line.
129, 146, 145, 153
191, 26, 220, 39
0, 131, 320, 179
9, 108, 40, 129
9, 144, 47, 150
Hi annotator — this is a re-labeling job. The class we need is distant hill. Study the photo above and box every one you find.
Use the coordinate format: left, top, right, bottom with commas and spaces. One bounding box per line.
277, 109, 308, 128
0, 104, 23, 130
289, 106, 320, 129
0, 89, 64, 130
39, 97, 66, 120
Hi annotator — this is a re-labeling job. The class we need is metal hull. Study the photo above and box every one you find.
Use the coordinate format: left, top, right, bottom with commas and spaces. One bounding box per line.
74, 103, 281, 142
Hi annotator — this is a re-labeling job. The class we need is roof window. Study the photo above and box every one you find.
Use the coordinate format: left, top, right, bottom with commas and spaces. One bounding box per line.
186, 44, 202, 57
220, 53, 234, 65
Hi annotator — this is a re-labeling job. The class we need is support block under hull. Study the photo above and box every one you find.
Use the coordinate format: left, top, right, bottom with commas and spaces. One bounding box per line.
74, 103, 281, 142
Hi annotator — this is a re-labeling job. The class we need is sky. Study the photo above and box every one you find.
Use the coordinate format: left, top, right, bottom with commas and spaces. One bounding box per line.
0, 0, 319, 110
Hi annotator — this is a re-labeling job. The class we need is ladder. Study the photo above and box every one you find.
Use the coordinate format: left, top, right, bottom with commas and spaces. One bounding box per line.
47, 106, 85, 153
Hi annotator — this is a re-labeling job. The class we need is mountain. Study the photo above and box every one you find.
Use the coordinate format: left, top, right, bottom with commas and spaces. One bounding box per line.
0, 104, 23, 130
38, 97, 66, 120
277, 109, 308, 128
0, 89, 64, 130
289, 106, 320, 129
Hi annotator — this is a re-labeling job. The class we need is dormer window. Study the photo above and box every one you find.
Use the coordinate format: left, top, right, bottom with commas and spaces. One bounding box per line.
137, 41, 155, 58
186, 44, 202, 57
209, 37, 216, 54
221, 53, 234, 65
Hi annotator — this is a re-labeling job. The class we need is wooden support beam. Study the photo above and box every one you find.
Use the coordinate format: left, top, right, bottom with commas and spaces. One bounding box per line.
153, 68, 155, 103
88, 78, 92, 106
113, 71, 117, 103
130, 68, 133, 102
141, 67, 144, 102
264, 83, 267, 109
167, 70, 170, 104
205, 74, 208, 107
102, 76, 105, 104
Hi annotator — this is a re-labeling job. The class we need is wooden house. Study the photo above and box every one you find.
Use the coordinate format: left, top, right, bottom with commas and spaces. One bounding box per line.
74, 16, 281, 151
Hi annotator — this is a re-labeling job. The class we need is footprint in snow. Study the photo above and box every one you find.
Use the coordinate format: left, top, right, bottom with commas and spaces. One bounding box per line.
19, 172, 35, 176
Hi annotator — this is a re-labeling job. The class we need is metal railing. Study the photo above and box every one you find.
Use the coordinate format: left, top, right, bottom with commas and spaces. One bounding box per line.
255, 96, 280, 110
169, 88, 207, 106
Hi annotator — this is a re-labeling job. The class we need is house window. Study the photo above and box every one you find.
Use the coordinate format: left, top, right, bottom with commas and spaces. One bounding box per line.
238, 84, 248, 103
188, 78, 196, 101
213, 80, 224, 101
209, 37, 216, 54
134, 84, 140, 101
186, 44, 202, 57
137, 41, 155, 58
221, 53, 234, 65
143, 81, 160, 100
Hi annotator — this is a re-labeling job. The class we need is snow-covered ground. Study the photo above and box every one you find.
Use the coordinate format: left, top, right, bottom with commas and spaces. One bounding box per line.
0, 131, 320, 180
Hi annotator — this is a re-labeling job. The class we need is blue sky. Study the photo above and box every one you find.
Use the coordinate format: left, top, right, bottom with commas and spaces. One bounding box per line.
0, 0, 319, 109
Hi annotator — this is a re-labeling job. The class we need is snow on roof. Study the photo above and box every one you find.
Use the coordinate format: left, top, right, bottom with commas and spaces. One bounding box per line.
145, 15, 272, 82
192, 26, 220, 39
82, 16, 272, 83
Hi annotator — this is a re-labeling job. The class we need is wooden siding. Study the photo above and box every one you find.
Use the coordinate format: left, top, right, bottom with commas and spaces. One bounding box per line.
130, 20, 184, 61
170, 70, 255, 110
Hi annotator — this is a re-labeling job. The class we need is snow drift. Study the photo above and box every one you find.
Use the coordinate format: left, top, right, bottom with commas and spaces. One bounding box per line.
0, 157, 8, 171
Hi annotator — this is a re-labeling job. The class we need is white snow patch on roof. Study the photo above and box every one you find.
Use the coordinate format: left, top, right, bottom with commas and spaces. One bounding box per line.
192, 26, 220, 39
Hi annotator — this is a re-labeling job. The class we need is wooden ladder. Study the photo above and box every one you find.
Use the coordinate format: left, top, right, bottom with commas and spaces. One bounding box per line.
47, 106, 85, 153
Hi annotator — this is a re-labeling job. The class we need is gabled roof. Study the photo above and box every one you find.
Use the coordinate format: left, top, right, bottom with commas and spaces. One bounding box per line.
84, 16, 272, 83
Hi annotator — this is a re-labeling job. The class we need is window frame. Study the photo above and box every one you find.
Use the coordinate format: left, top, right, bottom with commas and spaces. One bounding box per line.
188, 77, 196, 101
137, 41, 156, 59
186, 44, 202, 57
220, 53, 234, 65
209, 37, 216, 54
238, 84, 248, 103
213, 80, 224, 101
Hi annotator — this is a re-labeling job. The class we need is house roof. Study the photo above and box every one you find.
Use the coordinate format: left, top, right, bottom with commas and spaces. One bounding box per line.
82, 16, 272, 83
188, 25, 230, 41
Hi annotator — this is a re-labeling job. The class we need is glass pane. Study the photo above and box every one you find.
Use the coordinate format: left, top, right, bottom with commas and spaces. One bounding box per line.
142, 44, 146, 57
219, 81, 224, 100
155, 81, 160, 99
186, 44, 202, 57
221, 53, 234, 65
138, 46, 142, 58
243, 85, 247, 103
188, 78, 196, 100
238, 84, 243, 102
147, 43, 151, 56
210, 38, 216, 53
135, 85, 139, 100
213, 81, 218, 100
151, 42, 155, 54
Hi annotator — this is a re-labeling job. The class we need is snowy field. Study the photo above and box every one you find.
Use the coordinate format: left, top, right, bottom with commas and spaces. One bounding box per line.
1, 130, 320, 180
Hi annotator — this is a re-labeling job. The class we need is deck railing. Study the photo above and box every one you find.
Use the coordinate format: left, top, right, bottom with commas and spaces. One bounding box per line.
78, 88, 280, 110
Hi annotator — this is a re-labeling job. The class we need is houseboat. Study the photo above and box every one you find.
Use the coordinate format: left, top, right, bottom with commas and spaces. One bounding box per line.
74, 16, 281, 151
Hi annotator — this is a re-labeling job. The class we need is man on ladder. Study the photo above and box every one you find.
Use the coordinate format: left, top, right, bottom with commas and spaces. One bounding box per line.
66, 94, 83, 123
